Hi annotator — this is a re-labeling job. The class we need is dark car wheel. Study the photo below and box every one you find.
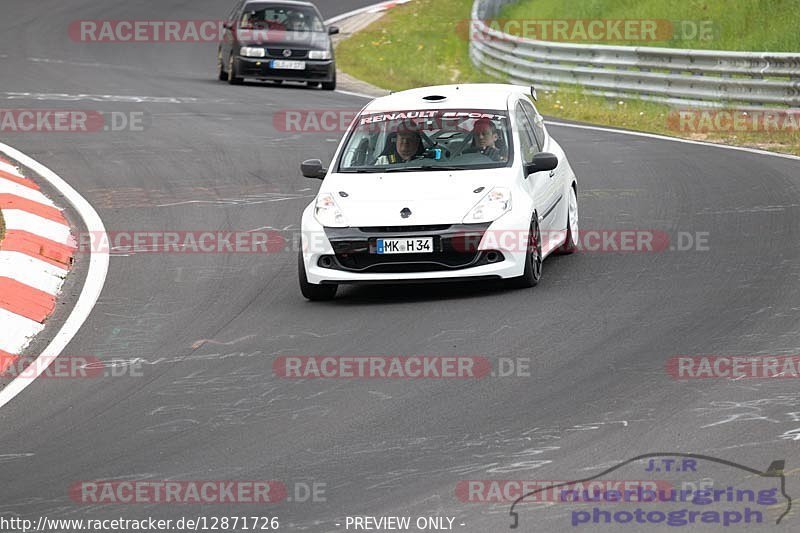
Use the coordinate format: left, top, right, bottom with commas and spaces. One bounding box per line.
321, 71, 336, 91
227, 56, 243, 85
217, 50, 227, 81
299, 251, 337, 301
510, 217, 542, 288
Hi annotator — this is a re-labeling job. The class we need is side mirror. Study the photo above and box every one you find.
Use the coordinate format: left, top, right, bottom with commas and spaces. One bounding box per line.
524, 152, 558, 177
328, 26, 340, 35
301, 159, 327, 179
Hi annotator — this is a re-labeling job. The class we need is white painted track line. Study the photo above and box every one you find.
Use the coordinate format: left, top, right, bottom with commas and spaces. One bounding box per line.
544, 121, 800, 162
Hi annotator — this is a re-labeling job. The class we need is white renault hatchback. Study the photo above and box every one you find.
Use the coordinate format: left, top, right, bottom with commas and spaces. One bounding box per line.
298, 84, 579, 300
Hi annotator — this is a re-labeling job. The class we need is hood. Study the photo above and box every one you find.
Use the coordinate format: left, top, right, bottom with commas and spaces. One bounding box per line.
321, 170, 512, 226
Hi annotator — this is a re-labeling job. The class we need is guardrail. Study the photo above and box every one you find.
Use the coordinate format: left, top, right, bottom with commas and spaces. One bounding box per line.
469, 0, 800, 107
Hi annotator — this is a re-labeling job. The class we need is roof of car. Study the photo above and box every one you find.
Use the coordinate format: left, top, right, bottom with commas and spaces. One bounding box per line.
362, 84, 533, 113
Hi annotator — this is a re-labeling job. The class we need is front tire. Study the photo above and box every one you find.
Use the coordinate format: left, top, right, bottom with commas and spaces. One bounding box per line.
321, 71, 336, 91
557, 185, 579, 254
510, 218, 542, 288
217, 50, 227, 81
227, 56, 243, 85
298, 252, 337, 301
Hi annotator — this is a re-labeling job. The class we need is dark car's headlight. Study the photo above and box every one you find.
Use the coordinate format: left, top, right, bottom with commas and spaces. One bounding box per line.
240, 47, 266, 58
308, 50, 332, 60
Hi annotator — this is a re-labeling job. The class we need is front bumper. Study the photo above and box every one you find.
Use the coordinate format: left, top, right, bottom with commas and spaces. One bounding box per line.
300, 216, 530, 284
235, 57, 335, 82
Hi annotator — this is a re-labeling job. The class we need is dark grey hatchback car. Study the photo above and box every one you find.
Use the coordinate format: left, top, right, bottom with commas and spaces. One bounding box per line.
217, 0, 339, 89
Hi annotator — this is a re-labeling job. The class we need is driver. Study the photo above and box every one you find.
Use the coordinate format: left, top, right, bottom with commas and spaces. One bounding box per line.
375, 123, 425, 164
465, 118, 505, 161
395, 131, 421, 162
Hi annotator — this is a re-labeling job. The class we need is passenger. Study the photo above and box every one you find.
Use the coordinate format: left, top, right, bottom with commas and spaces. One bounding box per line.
466, 118, 505, 161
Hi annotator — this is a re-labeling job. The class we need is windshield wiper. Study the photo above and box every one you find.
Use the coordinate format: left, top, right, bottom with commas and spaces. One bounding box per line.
339, 165, 470, 173
381, 165, 470, 172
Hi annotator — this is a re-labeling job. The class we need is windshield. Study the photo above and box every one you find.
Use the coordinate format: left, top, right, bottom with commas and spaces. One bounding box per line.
240, 4, 325, 32
337, 109, 513, 173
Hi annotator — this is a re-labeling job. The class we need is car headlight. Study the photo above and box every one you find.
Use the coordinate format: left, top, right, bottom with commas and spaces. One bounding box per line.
314, 193, 348, 227
240, 46, 266, 58
308, 50, 332, 60
463, 187, 511, 223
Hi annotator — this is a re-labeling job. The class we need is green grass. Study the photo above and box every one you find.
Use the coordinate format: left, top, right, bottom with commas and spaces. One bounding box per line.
499, 0, 800, 51
336, 0, 494, 91
336, 0, 800, 156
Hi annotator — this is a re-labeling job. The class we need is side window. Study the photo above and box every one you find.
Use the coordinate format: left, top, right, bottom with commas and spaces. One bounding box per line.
519, 99, 546, 152
515, 102, 538, 163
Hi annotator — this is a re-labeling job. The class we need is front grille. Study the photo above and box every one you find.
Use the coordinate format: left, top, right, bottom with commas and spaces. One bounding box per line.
322, 224, 493, 273
266, 48, 308, 59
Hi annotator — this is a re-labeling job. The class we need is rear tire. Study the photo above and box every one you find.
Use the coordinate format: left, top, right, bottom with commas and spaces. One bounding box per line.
557, 185, 579, 254
299, 252, 337, 301
510, 218, 542, 288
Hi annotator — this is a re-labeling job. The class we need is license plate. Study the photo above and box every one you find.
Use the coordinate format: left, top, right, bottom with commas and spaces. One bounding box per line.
270, 60, 305, 70
375, 237, 434, 254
